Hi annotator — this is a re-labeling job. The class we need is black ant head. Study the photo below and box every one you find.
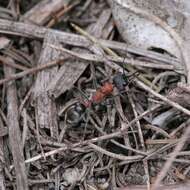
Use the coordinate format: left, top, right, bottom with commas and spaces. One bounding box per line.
113, 70, 140, 92
113, 72, 128, 92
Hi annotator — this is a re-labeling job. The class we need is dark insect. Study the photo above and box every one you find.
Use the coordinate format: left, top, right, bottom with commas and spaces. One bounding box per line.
66, 102, 85, 127
112, 72, 127, 92
82, 71, 139, 108
64, 66, 139, 127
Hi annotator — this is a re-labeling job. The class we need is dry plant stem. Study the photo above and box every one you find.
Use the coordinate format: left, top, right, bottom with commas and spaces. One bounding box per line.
77, 0, 92, 17
128, 95, 150, 190
34, 31, 60, 138
118, 183, 190, 190
144, 142, 177, 161
4, 60, 29, 190
176, 151, 190, 156
0, 59, 65, 85
71, 23, 158, 89
21, 0, 71, 25
2, 49, 175, 73
49, 45, 162, 90
169, 119, 190, 138
89, 116, 147, 155
34, 109, 46, 161
0, 19, 180, 68
113, 89, 130, 147
24, 105, 159, 164
47, 1, 80, 27
0, 118, 6, 190
145, 139, 179, 145
89, 143, 143, 161
152, 124, 190, 190
137, 80, 190, 116
2, 48, 32, 68
71, 23, 118, 57
0, 55, 28, 71
144, 125, 170, 138
49, 45, 190, 116
21, 109, 28, 147
19, 86, 33, 114
0, 108, 7, 125
114, 0, 189, 82
47, 9, 111, 97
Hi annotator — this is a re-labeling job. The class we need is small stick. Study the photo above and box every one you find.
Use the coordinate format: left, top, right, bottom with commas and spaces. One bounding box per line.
0, 55, 28, 71
144, 124, 170, 138
49, 45, 190, 117
71, 23, 159, 89
47, 1, 80, 27
19, 87, 33, 114
49, 45, 176, 71
152, 124, 190, 190
89, 143, 143, 161
128, 94, 150, 190
0, 19, 181, 67
24, 105, 160, 164
4, 61, 29, 190
71, 23, 118, 57
0, 58, 65, 85
119, 183, 190, 190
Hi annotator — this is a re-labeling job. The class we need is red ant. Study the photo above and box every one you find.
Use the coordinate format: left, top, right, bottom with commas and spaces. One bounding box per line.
81, 71, 139, 108
64, 55, 139, 128
82, 82, 114, 107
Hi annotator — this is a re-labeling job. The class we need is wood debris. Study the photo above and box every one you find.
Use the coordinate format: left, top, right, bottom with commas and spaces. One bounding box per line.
0, 1, 189, 190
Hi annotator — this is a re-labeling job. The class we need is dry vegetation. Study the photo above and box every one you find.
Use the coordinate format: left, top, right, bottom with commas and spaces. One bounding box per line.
0, 0, 190, 190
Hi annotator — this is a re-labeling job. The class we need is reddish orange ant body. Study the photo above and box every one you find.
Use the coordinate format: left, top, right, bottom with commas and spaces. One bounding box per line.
82, 71, 139, 108
83, 82, 114, 107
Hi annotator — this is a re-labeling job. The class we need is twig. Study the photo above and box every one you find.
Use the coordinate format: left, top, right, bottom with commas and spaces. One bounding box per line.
71, 23, 159, 89
24, 105, 159, 163
0, 19, 181, 68
152, 124, 190, 190
89, 143, 143, 161
118, 183, 190, 190
34, 31, 60, 139
4, 60, 29, 190
89, 115, 147, 155
0, 117, 6, 190
0, 59, 65, 85
144, 125, 170, 138
21, 0, 71, 25
0, 55, 28, 71
19, 86, 33, 114
47, 1, 80, 27
114, 0, 189, 82
128, 94, 150, 190
49, 45, 190, 116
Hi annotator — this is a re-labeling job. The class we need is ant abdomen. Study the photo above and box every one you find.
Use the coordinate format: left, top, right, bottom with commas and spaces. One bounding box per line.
66, 103, 85, 127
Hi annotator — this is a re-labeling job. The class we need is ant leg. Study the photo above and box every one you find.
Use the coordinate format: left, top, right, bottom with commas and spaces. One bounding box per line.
120, 56, 127, 76
90, 63, 99, 90
128, 71, 140, 80
72, 86, 90, 103
81, 110, 90, 140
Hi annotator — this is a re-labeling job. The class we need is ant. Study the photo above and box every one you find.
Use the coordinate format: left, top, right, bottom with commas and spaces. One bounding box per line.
81, 70, 139, 108
63, 57, 139, 128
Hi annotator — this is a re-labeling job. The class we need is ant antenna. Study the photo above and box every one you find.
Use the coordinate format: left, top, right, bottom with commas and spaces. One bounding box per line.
127, 71, 140, 84
121, 55, 127, 75
128, 71, 140, 79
